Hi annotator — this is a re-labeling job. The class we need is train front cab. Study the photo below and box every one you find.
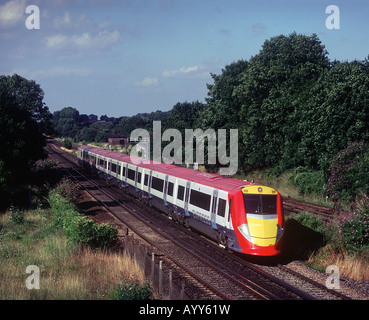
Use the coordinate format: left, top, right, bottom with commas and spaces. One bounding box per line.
236, 185, 284, 256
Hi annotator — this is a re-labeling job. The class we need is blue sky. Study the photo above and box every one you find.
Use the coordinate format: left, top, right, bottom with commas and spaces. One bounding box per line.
1, 0, 369, 117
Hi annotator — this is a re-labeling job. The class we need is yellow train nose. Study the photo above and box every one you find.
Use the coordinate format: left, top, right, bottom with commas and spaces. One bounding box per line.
246, 214, 278, 246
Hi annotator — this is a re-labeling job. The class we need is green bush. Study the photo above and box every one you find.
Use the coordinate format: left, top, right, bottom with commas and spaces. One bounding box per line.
289, 167, 325, 195
291, 211, 327, 236
63, 137, 73, 150
8, 206, 25, 225
333, 205, 369, 253
110, 279, 153, 300
49, 192, 118, 247
53, 178, 79, 202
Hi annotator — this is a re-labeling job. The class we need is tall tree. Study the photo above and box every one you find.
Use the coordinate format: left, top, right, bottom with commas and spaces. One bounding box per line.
0, 74, 53, 134
52, 107, 82, 138
0, 85, 46, 194
234, 33, 330, 171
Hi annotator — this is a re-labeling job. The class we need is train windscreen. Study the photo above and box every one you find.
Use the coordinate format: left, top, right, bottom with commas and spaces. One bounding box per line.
243, 194, 277, 215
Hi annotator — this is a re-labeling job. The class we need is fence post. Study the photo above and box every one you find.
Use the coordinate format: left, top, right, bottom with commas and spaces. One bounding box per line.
159, 260, 163, 297
151, 252, 155, 283
180, 282, 185, 300
169, 269, 173, 299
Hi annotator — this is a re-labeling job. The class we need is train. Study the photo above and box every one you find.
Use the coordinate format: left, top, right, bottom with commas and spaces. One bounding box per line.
77, 145, 284, 256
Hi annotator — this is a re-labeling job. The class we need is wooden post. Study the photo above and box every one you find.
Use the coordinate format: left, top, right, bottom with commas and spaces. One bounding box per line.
180, 282, 185, 300
151, 253, 155, 284
169, 269, 173, 300
159, 260, 163, 296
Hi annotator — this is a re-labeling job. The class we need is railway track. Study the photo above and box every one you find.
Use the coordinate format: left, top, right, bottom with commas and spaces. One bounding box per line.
283, 198, 335, 222
46, 141, 352, 300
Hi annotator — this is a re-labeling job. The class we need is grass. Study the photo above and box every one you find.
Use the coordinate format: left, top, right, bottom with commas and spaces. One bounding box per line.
285, 212, 369, 281
0, 207, 146, 300
307, 245, 369, 281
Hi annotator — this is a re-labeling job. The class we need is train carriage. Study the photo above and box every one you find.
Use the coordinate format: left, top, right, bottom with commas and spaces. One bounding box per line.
78, 145, 284, 256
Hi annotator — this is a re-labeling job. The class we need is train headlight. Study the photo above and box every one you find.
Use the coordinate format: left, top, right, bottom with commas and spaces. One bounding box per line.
238, 224, 253, 244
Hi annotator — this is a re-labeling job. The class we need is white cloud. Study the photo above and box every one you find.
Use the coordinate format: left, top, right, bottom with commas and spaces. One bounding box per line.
0, 0, 26, 28
134, 77, 159, 87
35, 66, 93, 77
162, 66, 199, 77
9, 66, 93, 78
53, 11, 72, 28
45, 30, 121, 50
45, 34, 69, 50
53, 11, 92, 29
251, 23, 267, 36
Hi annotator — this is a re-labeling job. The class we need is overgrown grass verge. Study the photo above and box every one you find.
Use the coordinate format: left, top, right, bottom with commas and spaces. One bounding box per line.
286, 212, 369, 281
49, 191, 118, 248
0, 192, 151, 299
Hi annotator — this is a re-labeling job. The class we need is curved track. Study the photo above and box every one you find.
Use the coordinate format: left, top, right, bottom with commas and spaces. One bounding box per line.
47, 141, 351, 300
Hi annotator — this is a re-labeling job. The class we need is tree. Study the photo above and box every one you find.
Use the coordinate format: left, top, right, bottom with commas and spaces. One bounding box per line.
0, 85, 46, 196
0, 74, 53, 135
202, 60, 248, 130
235, 33, 330, 171
201, 33, 330, 172
52, 107, 82, 138
298, 60, 369, 169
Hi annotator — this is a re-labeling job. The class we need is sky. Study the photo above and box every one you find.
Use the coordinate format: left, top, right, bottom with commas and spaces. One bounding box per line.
1, 0, 369, 118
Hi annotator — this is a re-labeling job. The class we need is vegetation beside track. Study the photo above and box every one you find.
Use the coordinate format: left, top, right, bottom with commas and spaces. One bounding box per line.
284, 211, 369, 281
0, 162, 152, 300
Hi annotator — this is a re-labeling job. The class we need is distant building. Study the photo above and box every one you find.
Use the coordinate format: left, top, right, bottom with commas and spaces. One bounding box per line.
108, 134, 128, 146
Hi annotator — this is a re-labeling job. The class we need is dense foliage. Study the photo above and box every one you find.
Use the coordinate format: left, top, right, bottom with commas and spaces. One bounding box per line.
49, 191, 118, 247
50, 32, 369, 202
110, 279, 153, 300
0, 75, 52, 205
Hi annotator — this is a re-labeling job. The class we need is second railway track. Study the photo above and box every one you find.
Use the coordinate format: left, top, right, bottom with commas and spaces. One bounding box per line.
47, 141, 352, 300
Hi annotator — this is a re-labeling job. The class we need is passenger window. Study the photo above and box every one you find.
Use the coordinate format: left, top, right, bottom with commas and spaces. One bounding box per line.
217, 199, 226, 217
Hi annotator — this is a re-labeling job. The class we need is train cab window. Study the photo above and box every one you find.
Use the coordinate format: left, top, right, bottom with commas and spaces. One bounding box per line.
243, 194, 277, 215
217, 199, 226, 217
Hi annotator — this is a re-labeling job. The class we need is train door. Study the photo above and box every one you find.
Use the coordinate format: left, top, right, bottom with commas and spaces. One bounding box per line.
216, 194, 228, 228
108, 159, 112, 175
124, 163, 128, 185
135, 166, 138, 190
163, 175, 169, 206
184, 181, 191, 216
211, 189, 219, 229
148, 170, 152, 196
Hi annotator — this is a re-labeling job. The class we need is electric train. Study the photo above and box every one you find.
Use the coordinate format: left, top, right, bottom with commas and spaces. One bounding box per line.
78, 145, 284, 256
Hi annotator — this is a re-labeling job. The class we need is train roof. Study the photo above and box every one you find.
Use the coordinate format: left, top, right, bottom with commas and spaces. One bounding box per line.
79, 145, 251, 192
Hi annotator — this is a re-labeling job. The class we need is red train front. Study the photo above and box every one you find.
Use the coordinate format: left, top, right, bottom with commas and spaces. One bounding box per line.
230, 185, 284, 256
